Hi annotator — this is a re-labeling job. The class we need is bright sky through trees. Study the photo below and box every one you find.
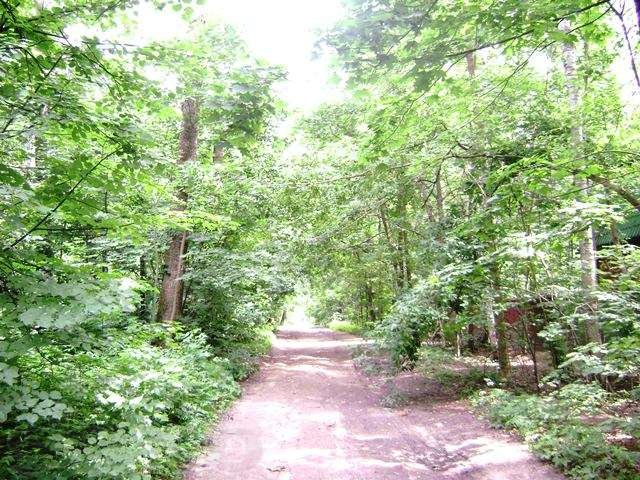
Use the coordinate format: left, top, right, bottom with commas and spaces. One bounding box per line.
120, 0, 347, 112
207, 0, 346, 111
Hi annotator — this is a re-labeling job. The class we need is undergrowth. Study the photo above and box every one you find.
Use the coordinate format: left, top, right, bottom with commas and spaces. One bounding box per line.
0, 321, 270, 480
414, 345, 640, 479
212, 327, 276, 381
472, 384, 640, 480
416, 345, 500, 396
328, 319, 365, 335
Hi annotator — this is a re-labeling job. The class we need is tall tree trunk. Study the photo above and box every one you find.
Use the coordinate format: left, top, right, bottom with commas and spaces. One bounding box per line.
560, 22, 602, 344
488, 263, 510, 378
380, 208, 403, 290
399, 229, 412, 287
485, 291, 498, 347
364, 282, 377, 323
394, 182, 411, 289
467, 49, 509, 372
157, 98, 198, 323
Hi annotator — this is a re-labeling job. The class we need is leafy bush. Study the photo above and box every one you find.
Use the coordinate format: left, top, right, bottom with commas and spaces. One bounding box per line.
0, 323, 244, 480
376, 283, 443, 368
328, 319, 364, 335
417, 346, 500, 396
473, 383, 640, 479
213, 327, 276, 381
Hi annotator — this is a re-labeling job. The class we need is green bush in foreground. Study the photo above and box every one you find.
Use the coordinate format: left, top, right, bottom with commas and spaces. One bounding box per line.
0, 323, 244, 480
213, 327, 276, 381
472, 384, 640, 480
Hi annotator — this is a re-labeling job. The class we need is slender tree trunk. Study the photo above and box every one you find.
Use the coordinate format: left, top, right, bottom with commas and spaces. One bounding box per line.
634, 0, 640, 34
610, 221, 621, 245
157, 98, 198, 323
380, 208, 403, 290
435, 167, 444, 220
560, 22, 602, 344
485, 292, 498, 347
466, 49, 509, 372
489, 263, 510, 378
394, 183, 412, 289
400, 230, 412, 286
364, 282, 377, 323
579, 226, 601, 342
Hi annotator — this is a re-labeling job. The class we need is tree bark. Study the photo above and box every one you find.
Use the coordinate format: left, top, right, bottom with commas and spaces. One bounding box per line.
485, 291, 498, 347
560, 22, 602, 344
364, 282, 377, 323
465, 52, 476, 77
400, 229, 412, 287
466, 48, 510, 375
490, 264, 510, 378
157, 98, 198, 323
380, 208, 404, 290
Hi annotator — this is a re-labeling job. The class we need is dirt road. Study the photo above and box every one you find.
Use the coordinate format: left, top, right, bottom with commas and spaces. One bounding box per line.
184, 325, 563, 480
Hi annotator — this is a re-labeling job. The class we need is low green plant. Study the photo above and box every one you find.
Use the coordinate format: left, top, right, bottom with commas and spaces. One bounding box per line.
380, 387, 408, 408
214, 327, 276, 381
0, 322, 245, 480
328, 319, 364, 335
351, 343, 389, 376
472, 383, 640, 479
417, 346, 500, 396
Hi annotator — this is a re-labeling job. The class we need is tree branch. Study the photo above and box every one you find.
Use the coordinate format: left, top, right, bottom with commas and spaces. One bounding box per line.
444, 0, 610, 59
8, 150, 120, 249
587, 173, 640, 212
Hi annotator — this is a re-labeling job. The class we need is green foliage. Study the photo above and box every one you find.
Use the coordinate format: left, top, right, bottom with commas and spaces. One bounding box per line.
351, 343, 390, 377
288, 2, 640, 474
376, 280, 451, 368
328, 319, 364, 335
214, 327, 276, 381
3, 0, 640, 476
0, 322, 243, 479
473, 384, 640, 479
417, 346, 500, 396
0, 1, 290, 478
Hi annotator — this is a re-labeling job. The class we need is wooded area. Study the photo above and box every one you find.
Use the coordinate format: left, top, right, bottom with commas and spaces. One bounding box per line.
1, 0, 640, 479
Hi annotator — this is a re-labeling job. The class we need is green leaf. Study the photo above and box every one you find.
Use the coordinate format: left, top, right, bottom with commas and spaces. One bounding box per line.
0, 363, 18, 385
16, 412, 39, 425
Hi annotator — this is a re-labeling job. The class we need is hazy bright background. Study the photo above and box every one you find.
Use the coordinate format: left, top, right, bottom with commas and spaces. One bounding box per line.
127, 0, 347, 112
68, 0, 638, 113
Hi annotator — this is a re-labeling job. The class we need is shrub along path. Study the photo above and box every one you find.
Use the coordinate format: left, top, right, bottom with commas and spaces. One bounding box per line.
184, 325, 563, 480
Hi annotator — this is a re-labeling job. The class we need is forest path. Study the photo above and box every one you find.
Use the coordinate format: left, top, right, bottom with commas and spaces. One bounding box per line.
184, 324, 563, 480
